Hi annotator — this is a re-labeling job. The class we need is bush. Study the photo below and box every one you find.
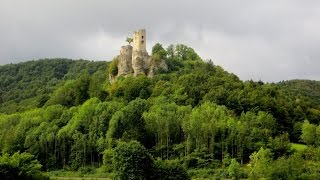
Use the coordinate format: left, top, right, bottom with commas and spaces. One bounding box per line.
153, 160, 190, 180
0, 152, 48, 180
102, 149, 114, 172
78, 166, 95, 174
113, 141, 154, 180
228, 159, 241, 180
108, 58, 119, 76
112, 141, 191, 180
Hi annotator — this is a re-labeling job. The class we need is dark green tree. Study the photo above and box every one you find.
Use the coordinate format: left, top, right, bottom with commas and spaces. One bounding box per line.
113, 141, 154, 180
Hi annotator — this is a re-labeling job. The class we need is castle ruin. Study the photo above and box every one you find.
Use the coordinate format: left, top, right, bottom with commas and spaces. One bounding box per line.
110, 29, 168, 82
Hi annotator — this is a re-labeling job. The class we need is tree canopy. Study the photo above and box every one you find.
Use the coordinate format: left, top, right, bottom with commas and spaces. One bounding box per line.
0, 44, 320, 178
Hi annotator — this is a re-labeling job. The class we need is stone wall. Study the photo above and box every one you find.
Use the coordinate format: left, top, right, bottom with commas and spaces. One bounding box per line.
117, 45, 133, 76
110, 29, 168, 81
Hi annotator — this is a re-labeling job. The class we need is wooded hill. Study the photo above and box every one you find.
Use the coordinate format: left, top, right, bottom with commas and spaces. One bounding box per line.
278, 79, 320, 107
1, 44, 320, 179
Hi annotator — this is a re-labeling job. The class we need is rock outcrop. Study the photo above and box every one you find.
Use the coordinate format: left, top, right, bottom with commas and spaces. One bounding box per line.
118, 45, 133, 76
109, 29, 167, 82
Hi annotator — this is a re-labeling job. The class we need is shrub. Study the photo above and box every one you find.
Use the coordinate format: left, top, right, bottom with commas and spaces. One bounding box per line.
113, 141, 154, 180
228, 159, 241, 180
153, 160, 190, 180
108, 58, 119, 76
78, 166, 95, 174
102, 149, 114, 172
112, 141, 191, 180
0, 152, 48, 180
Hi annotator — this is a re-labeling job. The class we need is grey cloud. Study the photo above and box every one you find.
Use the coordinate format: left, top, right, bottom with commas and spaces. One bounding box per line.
0, 0, 320, 82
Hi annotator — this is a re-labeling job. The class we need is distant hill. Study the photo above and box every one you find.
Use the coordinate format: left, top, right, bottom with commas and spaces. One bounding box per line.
0, 59, 107, 113
277, 79, 320, 107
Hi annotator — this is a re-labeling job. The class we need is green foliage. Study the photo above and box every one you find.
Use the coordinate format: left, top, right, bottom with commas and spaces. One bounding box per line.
126, 37, 133, 45
174, 44, 201, 61
268, 147, 320, 179
108, 57, 119, 76
152, 43, 168, 60
0, 152, 48, 180
102, 149, 114, 172
267, 133, 292, 158
248, 147, 272, 179
301, 120, 317, 146
108, 76, 152, 101
291, 143, 307, 151
144, 96, 191, 158
154, 160, 190, 180
0, 45, 320, 178
106, 98, 148, 147
46, 73, 91, 107
278, 79, 320, 107
228, 159, 241, 180
0, 59, 106, 113
113, 141, 154, 180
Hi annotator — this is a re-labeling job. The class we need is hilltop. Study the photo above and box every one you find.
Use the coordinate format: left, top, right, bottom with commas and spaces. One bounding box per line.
0, 43, 320, 179
278, 79, 320, 107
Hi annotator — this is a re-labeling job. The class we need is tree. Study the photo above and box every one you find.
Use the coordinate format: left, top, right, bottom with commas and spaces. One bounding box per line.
267, 133, 291, 159
45, 72, 91, 107
301, 120, 317, 146
175, 44, 200, 61
126, 37, 133, 45
113, 141, 154, 180
0, 152, 47, 180
166, 44, 175, 58
108, 57, 119, 76
106, 98, 148, 147
182, 102, 232, 158
248, 147, 272, 179
152, 43, 167, 60
154, 160, 190, 180
143, 97, 191, 159
228, 158, 241, 180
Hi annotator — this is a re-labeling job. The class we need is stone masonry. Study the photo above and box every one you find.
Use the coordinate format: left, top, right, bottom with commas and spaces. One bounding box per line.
111, 29, 168, 81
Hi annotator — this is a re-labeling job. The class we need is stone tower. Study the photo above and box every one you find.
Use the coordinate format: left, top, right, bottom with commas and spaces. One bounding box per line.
132, 29, 149, 76
133, 29, 146, 52
109, 29, 168, 83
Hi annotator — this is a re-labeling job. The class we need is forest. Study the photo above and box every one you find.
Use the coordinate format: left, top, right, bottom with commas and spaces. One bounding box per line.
1, 43, 320, 179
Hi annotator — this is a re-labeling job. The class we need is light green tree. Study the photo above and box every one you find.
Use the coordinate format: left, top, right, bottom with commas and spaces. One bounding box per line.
126, 37, 133, 45
228, 158, 241, 180
301, 120, 316, 145
248, 147, 272, 179
143, 96, 191, 159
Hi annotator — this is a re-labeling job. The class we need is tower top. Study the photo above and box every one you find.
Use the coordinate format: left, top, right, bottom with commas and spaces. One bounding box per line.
133, 29, 146, 52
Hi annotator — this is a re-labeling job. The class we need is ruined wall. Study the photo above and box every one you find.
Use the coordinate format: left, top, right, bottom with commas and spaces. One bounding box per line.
148, 57, 168, 77
132, 51, 149, 76
117, 45, 133, 76
110, 29, 168, 81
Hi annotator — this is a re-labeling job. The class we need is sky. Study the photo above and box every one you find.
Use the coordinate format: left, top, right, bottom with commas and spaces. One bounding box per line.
0, 0, 319, 82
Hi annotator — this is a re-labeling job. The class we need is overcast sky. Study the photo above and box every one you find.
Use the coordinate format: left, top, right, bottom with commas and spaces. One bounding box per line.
0, 0, 319, 82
